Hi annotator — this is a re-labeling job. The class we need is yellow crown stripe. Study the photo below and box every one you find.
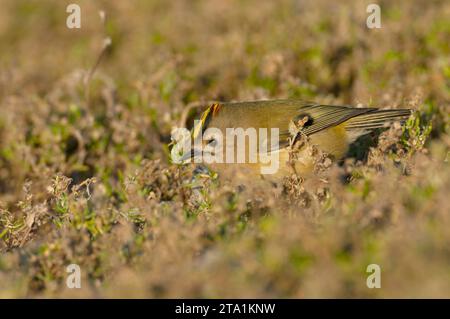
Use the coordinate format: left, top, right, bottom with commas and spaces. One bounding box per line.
192, 105, 211, 140
192, 103, 221, 140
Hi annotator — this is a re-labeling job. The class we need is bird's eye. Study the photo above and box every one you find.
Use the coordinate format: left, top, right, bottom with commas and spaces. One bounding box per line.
207, 138, 217, 146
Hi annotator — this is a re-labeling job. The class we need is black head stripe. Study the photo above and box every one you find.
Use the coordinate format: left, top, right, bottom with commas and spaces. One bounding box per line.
192, 103, 220, 140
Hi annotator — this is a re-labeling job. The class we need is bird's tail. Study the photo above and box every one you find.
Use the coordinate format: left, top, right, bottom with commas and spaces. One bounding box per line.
345, 108, 412, 131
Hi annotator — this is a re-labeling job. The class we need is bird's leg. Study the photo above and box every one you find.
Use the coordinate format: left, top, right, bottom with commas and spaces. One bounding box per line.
287, 117, 310, 175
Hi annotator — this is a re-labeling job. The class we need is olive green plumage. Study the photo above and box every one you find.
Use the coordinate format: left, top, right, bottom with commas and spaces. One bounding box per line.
189, 99, 412, 180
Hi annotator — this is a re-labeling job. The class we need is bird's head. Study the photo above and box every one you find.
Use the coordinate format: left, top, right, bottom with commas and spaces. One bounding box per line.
173, 103, 226, 163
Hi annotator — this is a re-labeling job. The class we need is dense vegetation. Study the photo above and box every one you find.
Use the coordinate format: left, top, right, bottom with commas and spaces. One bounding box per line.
0, 0, 448, 297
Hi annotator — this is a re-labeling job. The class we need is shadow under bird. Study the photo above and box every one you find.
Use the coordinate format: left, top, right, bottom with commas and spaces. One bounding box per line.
178, 99, 412, 182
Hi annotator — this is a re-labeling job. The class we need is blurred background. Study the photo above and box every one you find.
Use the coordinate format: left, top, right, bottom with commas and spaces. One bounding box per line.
0, 0, 449, 298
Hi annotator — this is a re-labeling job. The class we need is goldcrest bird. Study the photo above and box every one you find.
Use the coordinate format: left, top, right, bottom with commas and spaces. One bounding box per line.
178, 99, 412, 182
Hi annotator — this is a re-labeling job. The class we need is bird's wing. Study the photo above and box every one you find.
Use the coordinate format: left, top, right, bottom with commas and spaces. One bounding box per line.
276, 104, 375, 148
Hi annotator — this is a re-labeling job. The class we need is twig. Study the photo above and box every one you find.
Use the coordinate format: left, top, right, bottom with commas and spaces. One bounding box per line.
83, 10, 111, 106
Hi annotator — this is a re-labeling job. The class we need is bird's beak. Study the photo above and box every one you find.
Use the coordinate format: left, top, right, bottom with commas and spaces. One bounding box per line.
179, 148, 203, 163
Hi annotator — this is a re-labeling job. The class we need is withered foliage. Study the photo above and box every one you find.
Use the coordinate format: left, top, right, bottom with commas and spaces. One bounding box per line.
0, 0, 449, 297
